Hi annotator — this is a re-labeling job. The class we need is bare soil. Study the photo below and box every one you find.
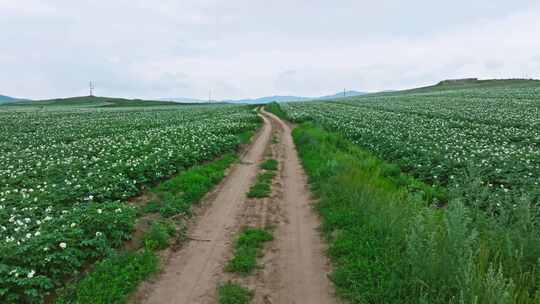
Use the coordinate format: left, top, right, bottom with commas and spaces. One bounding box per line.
263, 110, 335, 304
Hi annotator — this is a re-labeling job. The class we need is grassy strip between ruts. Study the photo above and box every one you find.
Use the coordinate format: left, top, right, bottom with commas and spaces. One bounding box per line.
54, 131, 256, 304
218, 282, 253, 304
260, 159, 278, 171
264, 102, 287, 119
248, 159, 279, 198
292, 122, 540, 304
225, 227, 273, 275
246, 171, 276, 198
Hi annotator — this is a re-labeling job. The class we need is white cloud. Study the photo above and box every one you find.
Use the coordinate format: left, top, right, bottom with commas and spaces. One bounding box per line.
0, 0, 57, 16
0, 1, 539, 99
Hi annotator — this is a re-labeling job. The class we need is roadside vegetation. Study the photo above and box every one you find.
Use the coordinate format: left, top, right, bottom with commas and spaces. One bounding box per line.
218, 282, 253, 304
246, 156, 278, 199
55, 251, 157, 304
246, 171, 276, 198
142, 153, 238, 217
291, 121, 540, 303
141, 220, 177, 251
225, 227, 273, 275
260, 158, 278, 171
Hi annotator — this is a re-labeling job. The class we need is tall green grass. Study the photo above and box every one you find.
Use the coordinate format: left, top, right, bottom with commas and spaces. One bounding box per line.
143, 153, 238, 217
293, 122, 540, 304
225, 227, 273, 275
142, 220, 177, 251
260, 159, 278, 171
265, 102, 288, 119
55, 251, 158, 304
218, 282, 253, 304
247, 171, 276, 198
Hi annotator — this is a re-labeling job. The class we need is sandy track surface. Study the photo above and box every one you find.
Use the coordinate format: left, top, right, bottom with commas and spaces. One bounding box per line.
138, 110, 334, 304
139, 114, 273, 304
263, 110, 335, 304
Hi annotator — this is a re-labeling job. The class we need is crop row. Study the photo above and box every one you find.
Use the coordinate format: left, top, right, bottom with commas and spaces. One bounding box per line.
0, 105, 259, 303
281, 87, 540, 208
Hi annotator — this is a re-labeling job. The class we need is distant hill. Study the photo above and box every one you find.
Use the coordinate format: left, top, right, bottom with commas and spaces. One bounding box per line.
0, 95, 21, 104
363, 78, 540, 98
2, 89, 369, 107
162, 80, 539, 104
222, 90, 367, 104
4, 96, 184, 108
401, 78, 540, 94
224, 95, 309, 104
158, 97, 208, 103
318, 90, 366, 100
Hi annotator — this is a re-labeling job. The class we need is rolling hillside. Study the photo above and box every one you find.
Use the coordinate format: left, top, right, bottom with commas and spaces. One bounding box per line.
3, 96, 185, 108
374, 78, 540, 96
223, 90, 367, 104
0, 95, 21, 104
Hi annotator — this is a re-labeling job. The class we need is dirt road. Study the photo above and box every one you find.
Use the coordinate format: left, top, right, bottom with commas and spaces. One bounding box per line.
264, 110, 335, 304
139, 113, 272, 304
138, 110, 334, 304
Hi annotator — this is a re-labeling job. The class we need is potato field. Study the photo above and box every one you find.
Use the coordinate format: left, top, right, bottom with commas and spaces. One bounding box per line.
0, 105, 259, 302
282, 86, 540, 209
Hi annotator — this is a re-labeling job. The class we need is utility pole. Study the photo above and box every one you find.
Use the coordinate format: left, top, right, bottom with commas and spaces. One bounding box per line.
343, 88, 346, 98
209, 89, 212, 103
89, 81, 95, 97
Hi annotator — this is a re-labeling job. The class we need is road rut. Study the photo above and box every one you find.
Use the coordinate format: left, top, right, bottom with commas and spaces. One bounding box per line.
263, 110, 335, 304
140, 114, 272, 304
138, 110, 335, 304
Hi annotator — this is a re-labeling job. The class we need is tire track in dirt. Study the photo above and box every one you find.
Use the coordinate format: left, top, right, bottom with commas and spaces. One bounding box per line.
217, 115, 284, 304
263, 109, 336, 304
137, 113, 273, 304
135, 110, 335, 304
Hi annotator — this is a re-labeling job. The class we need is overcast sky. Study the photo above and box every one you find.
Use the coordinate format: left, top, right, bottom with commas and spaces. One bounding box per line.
1, 1, 540, 100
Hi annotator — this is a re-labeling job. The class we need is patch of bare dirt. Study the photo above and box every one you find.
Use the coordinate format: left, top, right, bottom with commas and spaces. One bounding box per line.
262, 110, 336, 304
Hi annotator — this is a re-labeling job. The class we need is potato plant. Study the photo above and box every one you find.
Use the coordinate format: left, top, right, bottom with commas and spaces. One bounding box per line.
0, 105, 259, 303
281, 86, 540, 209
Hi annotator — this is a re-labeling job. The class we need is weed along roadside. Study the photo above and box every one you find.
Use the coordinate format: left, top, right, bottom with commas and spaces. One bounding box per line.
225, 227, 273, 275
267, 97, 540, 304
246, 160, 277, 199
231, 161, 278, 277
218, 282, 253, 304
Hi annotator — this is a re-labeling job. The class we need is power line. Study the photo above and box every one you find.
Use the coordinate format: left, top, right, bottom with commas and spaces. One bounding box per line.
89, 81, 95, 97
